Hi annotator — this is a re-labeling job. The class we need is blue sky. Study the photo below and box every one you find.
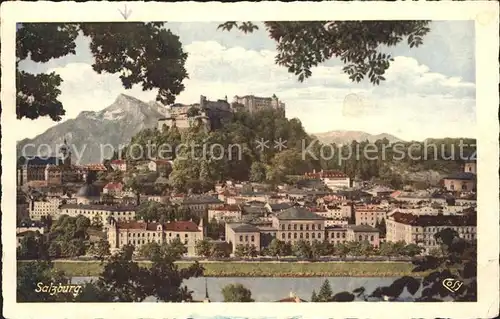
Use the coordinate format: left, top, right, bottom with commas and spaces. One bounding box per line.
18, 21, 476, 141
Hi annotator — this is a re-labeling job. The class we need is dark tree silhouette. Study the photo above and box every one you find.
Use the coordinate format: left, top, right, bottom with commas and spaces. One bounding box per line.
218, 21, 430, 84
16, 22, 188, 121
327, 228, 477, 302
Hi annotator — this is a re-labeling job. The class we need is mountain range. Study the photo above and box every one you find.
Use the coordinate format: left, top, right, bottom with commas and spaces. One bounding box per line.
311, 130, 403, 145
18, 94, 404, 164
16, 94, 168, 164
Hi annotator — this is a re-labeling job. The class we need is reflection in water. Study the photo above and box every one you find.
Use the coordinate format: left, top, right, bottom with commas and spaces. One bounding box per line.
72, 276, 422, 302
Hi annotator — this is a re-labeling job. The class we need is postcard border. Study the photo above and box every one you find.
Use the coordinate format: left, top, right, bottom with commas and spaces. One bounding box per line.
2, 1, 499, 318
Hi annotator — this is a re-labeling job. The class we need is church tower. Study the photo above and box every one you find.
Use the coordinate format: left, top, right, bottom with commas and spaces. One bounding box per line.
60, 138, 72, 167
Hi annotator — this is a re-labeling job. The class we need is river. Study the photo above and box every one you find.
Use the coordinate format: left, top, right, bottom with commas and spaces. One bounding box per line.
72, 276, 421, 302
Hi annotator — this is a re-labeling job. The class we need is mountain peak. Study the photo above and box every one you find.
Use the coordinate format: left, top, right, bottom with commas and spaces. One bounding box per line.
313, 130, 403, 145
114, 93, 143, 105
17, 94, 170, 164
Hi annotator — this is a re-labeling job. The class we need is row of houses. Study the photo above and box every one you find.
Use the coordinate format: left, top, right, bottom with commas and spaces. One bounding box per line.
103, 206, 381, 256
102, 202, 476, 256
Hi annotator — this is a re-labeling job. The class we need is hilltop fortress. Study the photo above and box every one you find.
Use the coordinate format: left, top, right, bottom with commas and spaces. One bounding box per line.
157, 94, 286, 132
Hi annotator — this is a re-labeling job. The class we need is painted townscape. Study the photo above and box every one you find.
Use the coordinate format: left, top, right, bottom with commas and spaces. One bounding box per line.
15, 21, 477, 303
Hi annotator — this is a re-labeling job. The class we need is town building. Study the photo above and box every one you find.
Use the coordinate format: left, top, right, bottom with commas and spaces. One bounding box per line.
17, 139, 82, 187
225, 222, 261, 254
304, 170, 351, 190
45, 165, 63, 185
110, 160, 128, 172
355, 206, 386, 227
272, 207, 326, 244
174, 196, 225, 218
385, 212, 476, 253
325, 226, 347, 245
443, 171, 477, 192
208, 204, 243, 223
60, 204, 136, 224
324, 218, 349, 227
225, 191, 277, 205
325, 225, 380, 247
366, 186, 394, 198
81, 164, 108, 172
464, 160, 477, 174
346, 225, 380, 248
390, 191, 477, 206
103, 182, 124, 197
148, 159, 172, 174
17, 156, 62, 186
242, 205, 268, 216
387, 204, 474, 217
256, 225, 278, 247
79, 164, 107, 183
232, 94, 286, 115
265, 202, 294, 214
29, 196, 63, 220
143, 195, 169, 204
311, 206, 352, 219
107, 218, 204, 256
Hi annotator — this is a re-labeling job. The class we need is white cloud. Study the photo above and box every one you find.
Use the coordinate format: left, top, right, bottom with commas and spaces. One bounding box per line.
17, 40, 476, 142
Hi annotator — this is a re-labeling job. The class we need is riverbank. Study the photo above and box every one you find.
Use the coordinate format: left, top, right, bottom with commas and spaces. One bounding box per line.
18, 260, 426, 277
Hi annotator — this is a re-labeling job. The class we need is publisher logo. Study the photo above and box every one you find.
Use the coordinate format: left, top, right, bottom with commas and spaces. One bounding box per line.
442, 278, 463, 293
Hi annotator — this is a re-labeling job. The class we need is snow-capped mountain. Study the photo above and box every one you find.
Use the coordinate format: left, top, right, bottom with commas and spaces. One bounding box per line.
16, 94, 168, 164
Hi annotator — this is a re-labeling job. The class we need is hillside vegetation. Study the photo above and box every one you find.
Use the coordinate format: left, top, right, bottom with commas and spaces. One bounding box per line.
117, 109, 476, 192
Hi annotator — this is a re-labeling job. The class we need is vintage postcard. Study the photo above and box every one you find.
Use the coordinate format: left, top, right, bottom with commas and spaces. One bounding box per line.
2, 1, 499, 318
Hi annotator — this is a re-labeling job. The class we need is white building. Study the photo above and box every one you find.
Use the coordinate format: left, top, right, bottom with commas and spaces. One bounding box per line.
208, 205, 243, 223
110, 160, 128, 172
107, 219, 204, 256
386, 212, 476, 253
103, 182, 124, 197
29, 197, 63, 220
304, 170, 350, 190
59, 204, 136, 225
324, 218, 349, 227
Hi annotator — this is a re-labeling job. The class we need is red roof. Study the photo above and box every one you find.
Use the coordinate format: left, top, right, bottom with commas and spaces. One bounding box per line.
117, 221, 160, 231
390, 190, 402, 198
104, 182, 123, 190
111, 160, 126, 164
164, 220, 199, 232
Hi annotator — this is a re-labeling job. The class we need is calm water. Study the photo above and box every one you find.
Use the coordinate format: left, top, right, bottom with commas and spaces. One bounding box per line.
72, 276, 421, 302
